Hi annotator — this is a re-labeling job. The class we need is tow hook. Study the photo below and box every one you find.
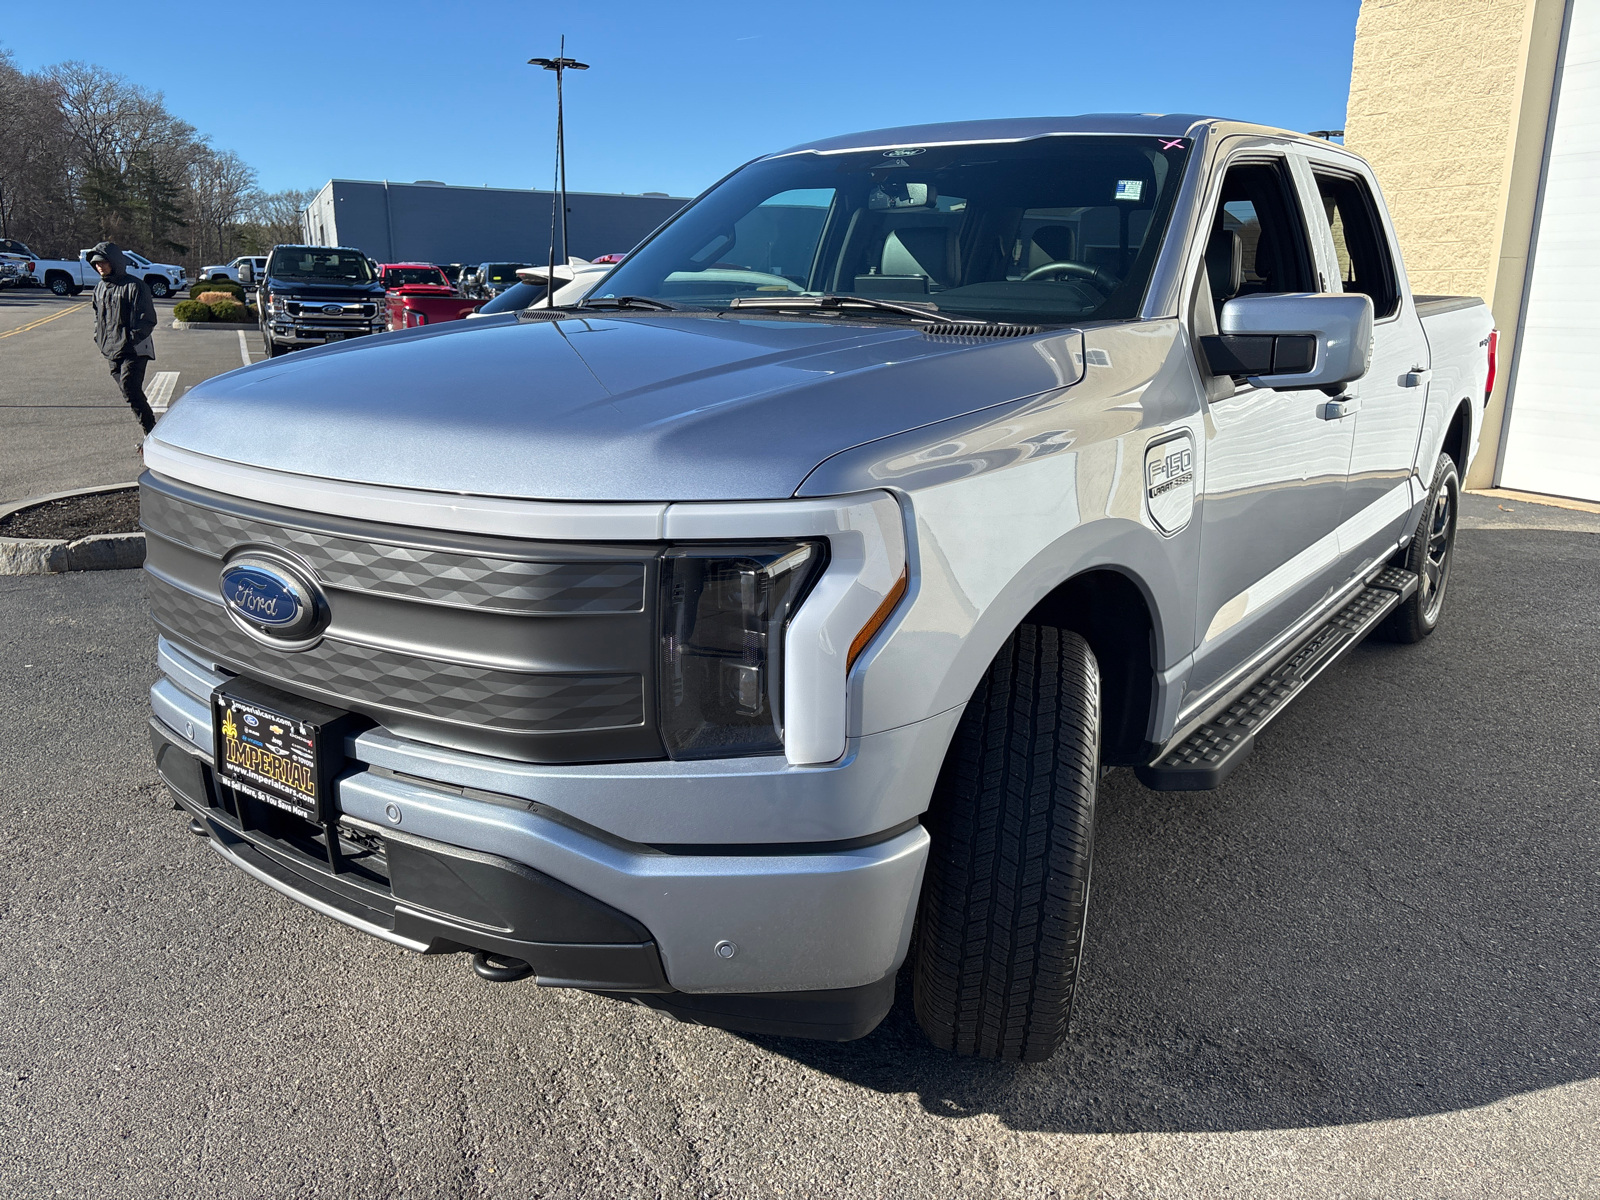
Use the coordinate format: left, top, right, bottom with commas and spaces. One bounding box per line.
188, 817, 208, 836
471, 951, 533, 983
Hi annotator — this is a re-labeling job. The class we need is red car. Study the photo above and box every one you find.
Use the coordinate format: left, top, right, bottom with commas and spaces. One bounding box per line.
379, 263, 481, 330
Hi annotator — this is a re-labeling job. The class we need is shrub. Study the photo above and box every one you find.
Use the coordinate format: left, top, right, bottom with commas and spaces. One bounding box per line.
188, 280, 244, 302
209, 299, 244, 322
196, 290, 237, 307
173, 300, 211, 322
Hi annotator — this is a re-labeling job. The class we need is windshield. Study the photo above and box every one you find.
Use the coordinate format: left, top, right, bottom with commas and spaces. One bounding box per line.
269, 248, 375, 284
476, 281, 547, 313
481, 263, 528, 284
597, 135, 1191, 324
384, 266, 449, 287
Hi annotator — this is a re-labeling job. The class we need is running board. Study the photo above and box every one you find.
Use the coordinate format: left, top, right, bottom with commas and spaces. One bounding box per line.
1137, 567, 1419, 791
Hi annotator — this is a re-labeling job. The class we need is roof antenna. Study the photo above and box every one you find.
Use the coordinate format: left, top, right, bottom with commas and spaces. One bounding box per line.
529, 37, 590, 306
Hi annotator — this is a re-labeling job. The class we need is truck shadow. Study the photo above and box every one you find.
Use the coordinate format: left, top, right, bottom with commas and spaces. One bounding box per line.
738, 525, 1600, 1133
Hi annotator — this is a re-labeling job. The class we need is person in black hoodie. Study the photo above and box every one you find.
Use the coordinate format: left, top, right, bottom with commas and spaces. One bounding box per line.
87, 241, 159, 438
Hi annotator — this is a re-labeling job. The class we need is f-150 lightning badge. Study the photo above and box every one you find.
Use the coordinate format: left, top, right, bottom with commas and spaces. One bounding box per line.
1145, 431, 1195, 535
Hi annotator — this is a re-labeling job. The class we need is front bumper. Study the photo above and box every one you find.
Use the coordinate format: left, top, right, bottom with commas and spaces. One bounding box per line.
149, 638, 931, 1002
268, 325, 381, 347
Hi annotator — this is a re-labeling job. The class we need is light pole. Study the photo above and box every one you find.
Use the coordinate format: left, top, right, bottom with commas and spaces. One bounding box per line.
529, 38, 589, 306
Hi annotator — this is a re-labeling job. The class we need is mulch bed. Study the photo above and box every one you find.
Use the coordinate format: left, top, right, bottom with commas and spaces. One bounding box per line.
0, 488, 140, 540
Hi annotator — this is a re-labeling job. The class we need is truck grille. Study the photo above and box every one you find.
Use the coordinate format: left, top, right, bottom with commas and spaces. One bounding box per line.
141, 473, 664, 763
141, 485, 644, 615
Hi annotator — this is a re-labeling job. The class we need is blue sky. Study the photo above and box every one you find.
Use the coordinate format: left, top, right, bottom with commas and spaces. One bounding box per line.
5, 2, 1361, 198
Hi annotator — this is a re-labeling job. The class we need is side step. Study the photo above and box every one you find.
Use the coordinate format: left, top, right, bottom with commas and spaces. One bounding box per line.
1137, 567, 1418, 791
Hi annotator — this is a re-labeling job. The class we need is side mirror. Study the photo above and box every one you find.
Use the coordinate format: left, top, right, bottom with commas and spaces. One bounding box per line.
239, 262, 254, 285
1203, 293, 1374, 390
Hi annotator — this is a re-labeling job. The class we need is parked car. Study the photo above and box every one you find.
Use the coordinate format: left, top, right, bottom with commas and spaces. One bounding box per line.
378, 262, 481, 329
144, 113, 1494, 1060
243, 245, 386, 357
469, 262, 532, 299
467, 262, 611, 315
34, 247, 186, 297
0, 241, 40, 286
200, 255, 268, 284
0, 254, 23, 288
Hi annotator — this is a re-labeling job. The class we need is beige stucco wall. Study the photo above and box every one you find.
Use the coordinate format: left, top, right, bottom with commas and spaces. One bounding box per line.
1344, 0, 1567, 485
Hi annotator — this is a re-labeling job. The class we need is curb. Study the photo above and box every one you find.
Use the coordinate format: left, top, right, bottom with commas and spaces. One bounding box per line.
171, 319, 255, 331
0, 482, 145, 576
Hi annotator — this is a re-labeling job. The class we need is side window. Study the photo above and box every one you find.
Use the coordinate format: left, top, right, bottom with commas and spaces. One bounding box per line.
1312, 172, 1401, 320
1314, 172, 1399, 317
1204, 160, 1316, 309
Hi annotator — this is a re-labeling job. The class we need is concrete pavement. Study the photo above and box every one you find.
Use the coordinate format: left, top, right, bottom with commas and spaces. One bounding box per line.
0, 494, 1595, 1198
0, 290, 264, 505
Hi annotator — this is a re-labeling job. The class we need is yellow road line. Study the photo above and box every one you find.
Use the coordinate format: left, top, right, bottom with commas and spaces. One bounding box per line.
0, 302, 89, 339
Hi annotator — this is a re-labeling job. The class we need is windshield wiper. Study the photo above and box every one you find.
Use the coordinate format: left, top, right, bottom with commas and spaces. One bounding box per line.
575, 295, 677, 312
728, 294, 963, 323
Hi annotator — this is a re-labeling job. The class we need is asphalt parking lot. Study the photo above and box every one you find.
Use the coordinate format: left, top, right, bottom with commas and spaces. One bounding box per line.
1, 493, 1596, 1199
0, 289, 265, 506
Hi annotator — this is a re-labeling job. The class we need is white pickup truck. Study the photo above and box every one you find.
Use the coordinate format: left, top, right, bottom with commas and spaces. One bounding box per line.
143, 114, 1495, 1061
199, 255, 268, 284
37, 247, 186, 297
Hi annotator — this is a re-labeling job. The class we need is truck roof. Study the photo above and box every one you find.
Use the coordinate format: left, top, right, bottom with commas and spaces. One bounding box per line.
770, 113, 1310, 157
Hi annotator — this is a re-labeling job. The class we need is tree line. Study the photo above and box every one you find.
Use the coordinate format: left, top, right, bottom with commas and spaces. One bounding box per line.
0, 47, 313, 269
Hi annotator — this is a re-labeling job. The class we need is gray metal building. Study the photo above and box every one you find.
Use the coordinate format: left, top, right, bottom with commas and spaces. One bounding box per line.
300, 179, 688, 265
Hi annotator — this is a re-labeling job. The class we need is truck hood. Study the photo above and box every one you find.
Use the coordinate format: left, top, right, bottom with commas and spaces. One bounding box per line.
152, 313, 1086, 502
266, 278, 385, 301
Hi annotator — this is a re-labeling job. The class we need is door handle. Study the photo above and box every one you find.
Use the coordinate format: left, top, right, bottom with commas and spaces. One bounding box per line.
1319, 397, 1361, 420
1401, 366, 1431, 388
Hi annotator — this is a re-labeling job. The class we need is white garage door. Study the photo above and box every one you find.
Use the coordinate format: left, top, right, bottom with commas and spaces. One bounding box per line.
1500, 0, 1600, 502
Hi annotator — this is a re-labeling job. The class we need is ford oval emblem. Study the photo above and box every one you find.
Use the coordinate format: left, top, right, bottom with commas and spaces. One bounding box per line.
321, 304, 342, 315
219, 555, 323, 641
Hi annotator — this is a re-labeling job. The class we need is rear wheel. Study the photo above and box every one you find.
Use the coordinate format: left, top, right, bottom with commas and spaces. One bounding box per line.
1383, 452, 1459, 643
913, 625, 1099, 1062
48, 275, 70, 296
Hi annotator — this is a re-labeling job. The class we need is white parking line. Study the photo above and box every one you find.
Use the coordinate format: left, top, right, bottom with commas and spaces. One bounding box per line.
237, 330, 250, 367
148, 371, 179, 412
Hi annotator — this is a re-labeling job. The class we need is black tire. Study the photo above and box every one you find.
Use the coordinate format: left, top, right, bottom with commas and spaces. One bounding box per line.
913, 625, 1099, 1062
48, 275, 70, 296
1382, 452, 1460, 643
147, 276, 169, 299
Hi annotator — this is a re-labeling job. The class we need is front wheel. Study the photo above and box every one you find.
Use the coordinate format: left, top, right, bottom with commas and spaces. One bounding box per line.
147, 277, 170, 299
1382, 452, 1460, 643
913, 625, 1099, 1062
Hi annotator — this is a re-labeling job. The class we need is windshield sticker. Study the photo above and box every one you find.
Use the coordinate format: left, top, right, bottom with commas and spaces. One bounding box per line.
882, 148, 926, 158
1159, 138, 1187, 151
1114, 179, 1144, 202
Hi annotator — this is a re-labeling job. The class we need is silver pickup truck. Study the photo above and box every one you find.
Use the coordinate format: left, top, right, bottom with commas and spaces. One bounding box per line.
142, 114, 1496, 1062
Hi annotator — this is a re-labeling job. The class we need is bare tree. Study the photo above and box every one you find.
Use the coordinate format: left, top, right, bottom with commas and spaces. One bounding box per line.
0, 45, 305, 270
239, 187, 316, 253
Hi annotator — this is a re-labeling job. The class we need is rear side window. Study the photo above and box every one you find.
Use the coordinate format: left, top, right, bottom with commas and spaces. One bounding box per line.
1315, 172, 1399, 318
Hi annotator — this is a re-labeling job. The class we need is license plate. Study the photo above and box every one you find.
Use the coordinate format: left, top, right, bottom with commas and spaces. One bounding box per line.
323, 332, 345, 342
212, 679, 353, 822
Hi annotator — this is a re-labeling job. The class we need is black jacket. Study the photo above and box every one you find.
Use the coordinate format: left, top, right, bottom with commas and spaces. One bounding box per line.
90, 241, 158, 361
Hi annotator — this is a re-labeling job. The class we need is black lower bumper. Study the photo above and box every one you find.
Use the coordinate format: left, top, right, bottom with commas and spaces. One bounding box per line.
151, 716, 898, 1041
151, 718, 670, 991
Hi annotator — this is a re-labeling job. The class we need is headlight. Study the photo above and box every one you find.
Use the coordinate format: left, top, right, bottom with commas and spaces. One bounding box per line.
659, 541, 826, 759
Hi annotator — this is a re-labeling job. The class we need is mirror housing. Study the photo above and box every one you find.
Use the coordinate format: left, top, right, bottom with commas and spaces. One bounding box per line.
238, 262, 254, 285
1207, 292, 1374, 390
